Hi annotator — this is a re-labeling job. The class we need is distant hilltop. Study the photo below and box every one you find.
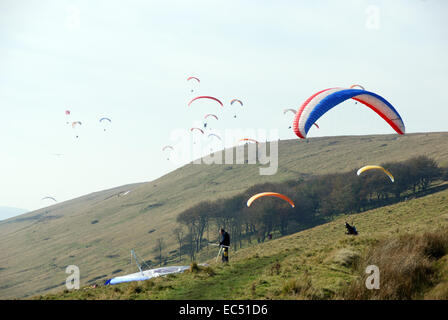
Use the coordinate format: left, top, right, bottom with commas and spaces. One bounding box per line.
0, 207, 28, 221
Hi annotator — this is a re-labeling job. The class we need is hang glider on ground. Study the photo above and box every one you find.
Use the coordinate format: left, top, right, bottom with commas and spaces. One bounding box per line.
105, 266, 191, 285
292, 87, 405, 139
247, 192, 295, 208
104, 250, 207, 285
118, 190, 131, 197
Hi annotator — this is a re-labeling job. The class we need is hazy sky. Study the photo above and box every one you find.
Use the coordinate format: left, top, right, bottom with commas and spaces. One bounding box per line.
1, 0, 447, 212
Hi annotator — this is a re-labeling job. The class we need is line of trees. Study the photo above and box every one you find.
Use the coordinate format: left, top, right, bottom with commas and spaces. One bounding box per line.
174, 155, 445, 261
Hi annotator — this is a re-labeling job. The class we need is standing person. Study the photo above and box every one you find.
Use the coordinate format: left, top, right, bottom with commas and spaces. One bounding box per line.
219, 228, 230, 263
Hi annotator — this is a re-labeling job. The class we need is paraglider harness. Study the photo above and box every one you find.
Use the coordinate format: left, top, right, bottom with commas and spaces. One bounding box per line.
345, 222, 358, 235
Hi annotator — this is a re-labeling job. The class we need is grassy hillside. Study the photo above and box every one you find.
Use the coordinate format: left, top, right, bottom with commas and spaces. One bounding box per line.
35, 185, 448, 300
1, 132, 448, 299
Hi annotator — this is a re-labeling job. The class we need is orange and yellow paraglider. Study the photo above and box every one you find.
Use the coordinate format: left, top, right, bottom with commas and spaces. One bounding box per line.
357, 165, 394, 182
247, 192, 295, 208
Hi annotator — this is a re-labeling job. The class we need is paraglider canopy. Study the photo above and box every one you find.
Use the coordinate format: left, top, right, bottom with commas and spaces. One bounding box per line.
238, 138, 259, 144
99, 117, 112, 131
247, 192, 295, 208
188, 96, 223, 107
42, 196, 57, 202
357, 165, 395, 182
230, 99, 243, 106
162, 145, 174, 151
283, 108, 297, 115
71, 121, 81, 128
204, 114, 218, 120
208, 133, 221, 140
187, 76, 200, 83
187, 77, 200, 92
292, 87, 405, 139
349, 84, 365, 90
190, 127, 205, 134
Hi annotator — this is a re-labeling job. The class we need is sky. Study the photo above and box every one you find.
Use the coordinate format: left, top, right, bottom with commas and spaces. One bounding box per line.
1, 0, 447, 212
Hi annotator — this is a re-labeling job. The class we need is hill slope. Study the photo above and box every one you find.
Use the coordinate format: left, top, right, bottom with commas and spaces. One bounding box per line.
1, 132, 448, 299
36, 184, 448, 300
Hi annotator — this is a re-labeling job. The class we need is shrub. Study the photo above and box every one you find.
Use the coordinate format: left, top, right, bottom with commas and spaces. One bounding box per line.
342, 229, 448, 300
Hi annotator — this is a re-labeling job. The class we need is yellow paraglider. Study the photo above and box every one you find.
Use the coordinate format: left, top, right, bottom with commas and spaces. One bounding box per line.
356, 165, 394, 182
247, 192, 295, 208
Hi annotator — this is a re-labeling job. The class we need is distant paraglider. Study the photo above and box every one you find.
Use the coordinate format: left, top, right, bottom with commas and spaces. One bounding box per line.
204, 114, 218, 121
187, 76, 200, 92
188, 96, 223, 108
230, 99, 243, 106
190, 127, 205, 134
349, 85, 365, 104
230, 99, 243, 118
238, 138, 259, 145
99, 117, 112, 131
65, 110, 71, 124
349, 84, 365, 90
187, 76, 200, 83
190, 127, 205, 145
208, 133, 221, 141
204, 114, 218, 129
42, 196, 57, 203
162, 145, 174, 160
292, 87, 405, 139
247, 192, 295, 208
162, 145, 174, 151
71, 121, 82, 138
283, 108, 297, 115
284, 108, 318, 130
357, 165, 395, 182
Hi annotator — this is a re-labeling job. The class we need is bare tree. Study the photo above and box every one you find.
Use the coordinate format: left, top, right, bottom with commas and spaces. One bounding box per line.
153, 238, 164, 266
173, 227, 184, 262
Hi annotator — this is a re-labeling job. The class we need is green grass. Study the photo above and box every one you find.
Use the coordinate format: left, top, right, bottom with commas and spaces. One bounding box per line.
33, 185, 448, 300
2, 132, 448, 299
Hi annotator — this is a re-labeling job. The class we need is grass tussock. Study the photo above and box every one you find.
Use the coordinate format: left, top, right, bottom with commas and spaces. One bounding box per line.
189, 262, 200, 273
281, 276, 327, 300
342, 228, 448, 300
188, 262, 215, 276
331, 248, 361, 268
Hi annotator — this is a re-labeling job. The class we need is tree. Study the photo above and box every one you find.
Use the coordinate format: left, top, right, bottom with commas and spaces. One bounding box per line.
153, 238, 164, 266
173, 227, 184, 262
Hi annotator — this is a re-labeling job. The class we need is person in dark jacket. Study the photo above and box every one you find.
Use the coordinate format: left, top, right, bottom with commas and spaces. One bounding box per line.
219, 228, 230, 263
345, 222, 358, 235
